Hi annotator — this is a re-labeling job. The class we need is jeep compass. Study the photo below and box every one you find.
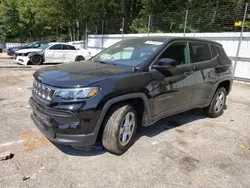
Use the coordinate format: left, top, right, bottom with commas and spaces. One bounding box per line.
30, 37, 233, 154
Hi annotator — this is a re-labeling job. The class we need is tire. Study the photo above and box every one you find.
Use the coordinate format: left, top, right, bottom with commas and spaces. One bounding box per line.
102, 104, 137, 154
30, 55, 43, 65
204, 87, 227, 118
75, 56, 85, 61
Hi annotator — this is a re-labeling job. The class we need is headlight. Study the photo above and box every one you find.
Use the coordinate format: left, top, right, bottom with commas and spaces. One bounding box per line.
55, 87, 100, 100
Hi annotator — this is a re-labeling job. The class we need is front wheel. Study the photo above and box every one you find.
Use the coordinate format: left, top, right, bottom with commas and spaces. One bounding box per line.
102, 104, 137, 154
204, 87, 227, 118
30, 55, 43, 65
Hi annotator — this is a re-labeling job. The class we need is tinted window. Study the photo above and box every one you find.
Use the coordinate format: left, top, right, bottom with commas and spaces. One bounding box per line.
33, 43, 41, 48
112, 47, 134, 60
27, 42, 42, 47
50, 44, 62, 50
63, 44, 76, 50
189, 42, 211, 63
216, 46, 228, 61
160, 42, 189, 65
210, 45, 219, 58
39, 44, 50, 50
92, 38, 164, 67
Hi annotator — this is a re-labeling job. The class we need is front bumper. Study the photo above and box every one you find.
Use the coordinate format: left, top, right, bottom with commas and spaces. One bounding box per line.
31, 114, 97, 146
29, 97, 99, 147
15, 56, 30, 65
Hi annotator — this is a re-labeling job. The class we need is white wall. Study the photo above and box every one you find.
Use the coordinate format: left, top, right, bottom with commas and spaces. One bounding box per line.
2, 41, 84, 49
68, 41, 85, 49
0, 43, 27, 49
87, 32, 250, 80
233, 60, 250, 79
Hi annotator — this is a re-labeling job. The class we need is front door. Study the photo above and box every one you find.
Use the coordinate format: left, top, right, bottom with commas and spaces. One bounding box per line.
150, 42, 195, 119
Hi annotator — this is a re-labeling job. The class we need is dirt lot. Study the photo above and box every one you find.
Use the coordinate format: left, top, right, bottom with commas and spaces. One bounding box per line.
0, 57, 250, 188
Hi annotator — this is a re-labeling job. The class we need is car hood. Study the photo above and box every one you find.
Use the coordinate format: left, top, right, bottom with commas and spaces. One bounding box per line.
16, 48, 42, 53
33, 61, 134, 88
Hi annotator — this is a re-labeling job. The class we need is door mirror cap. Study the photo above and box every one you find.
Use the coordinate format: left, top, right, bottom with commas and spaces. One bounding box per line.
153, 58, 177, 69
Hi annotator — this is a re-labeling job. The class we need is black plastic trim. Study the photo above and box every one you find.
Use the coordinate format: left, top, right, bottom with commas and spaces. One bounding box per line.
93, 93, 151, 134
31, 114, 96, 146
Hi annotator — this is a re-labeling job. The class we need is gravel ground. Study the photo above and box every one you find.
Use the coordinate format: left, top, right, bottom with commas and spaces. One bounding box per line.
0, 58, 250, 188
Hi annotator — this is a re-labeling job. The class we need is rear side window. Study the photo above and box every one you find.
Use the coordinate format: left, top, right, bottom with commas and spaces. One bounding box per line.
210, 45, 219, 58
189, 42, 211, 63
62, 44, 76, 50
216, 46, 228, 61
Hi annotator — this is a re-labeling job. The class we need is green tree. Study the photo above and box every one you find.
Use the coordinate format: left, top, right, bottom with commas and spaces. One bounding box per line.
0, 0, 249, 41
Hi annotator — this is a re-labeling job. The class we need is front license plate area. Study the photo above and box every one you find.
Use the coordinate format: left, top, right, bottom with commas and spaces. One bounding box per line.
33, 111, 52, 128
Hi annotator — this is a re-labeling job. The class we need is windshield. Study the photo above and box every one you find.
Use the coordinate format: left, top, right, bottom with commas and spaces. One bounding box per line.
27, 42, 42, 48
91, 38, 165, 67
27, 42, 37, 47
39, 43, 50, 50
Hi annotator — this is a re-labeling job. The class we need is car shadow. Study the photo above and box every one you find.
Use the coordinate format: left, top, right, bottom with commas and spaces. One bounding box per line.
135, 109, 206, 141
53, 142, 106, 156
54, 109, 207, 156
38, 63, 61, 66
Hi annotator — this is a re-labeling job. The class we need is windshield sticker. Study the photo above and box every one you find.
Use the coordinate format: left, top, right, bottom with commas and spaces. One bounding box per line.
145, 41, 163, 45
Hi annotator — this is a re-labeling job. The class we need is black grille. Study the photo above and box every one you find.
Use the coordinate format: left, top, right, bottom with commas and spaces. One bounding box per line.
33, 80, 56, 101
16, 53, 28, 56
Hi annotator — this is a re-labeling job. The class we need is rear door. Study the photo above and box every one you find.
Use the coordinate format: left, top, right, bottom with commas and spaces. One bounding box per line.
189, 42, 220, 108
213, 45, 232, 75
62, 44, 78, 63
44, 44, 64, 63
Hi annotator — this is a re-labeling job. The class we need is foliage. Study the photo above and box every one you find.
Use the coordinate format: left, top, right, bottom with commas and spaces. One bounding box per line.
0, 0, 249, 42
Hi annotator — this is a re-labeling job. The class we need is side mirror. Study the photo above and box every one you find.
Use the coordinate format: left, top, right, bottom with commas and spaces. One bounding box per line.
153, 58, 177, 69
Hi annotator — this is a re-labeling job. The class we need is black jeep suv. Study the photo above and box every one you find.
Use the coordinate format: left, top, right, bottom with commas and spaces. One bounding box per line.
30, 37, 233, 154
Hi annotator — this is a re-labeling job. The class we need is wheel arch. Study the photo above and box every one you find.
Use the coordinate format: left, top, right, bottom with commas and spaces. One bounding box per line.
28, 52, 45, 64
93, 93, 151, 138
75, 55, 85, 61
216, 79, 232, 95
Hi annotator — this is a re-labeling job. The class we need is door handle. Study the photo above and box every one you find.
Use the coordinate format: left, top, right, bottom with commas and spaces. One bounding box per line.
184, 70, 194, 76
213, 65, 221, 69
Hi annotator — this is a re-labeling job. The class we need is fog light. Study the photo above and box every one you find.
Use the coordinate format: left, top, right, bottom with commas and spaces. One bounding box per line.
58, 122, 80, 129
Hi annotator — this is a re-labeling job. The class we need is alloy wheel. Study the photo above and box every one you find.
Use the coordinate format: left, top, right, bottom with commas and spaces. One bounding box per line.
214, 91, 225, 113
119, 112, 136, 146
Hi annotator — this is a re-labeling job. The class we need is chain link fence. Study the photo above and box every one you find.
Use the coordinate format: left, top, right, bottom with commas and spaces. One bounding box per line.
84, 3, 250, 81
185, 4, 247, 33
85, 3, 250, 36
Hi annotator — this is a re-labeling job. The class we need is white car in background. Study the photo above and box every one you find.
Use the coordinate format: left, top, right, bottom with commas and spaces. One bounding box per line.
15, 43, 91, 65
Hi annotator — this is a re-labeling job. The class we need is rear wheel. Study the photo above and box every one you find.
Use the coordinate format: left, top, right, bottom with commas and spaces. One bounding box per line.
102, 104, 137, 154
30, 55, 43, 65
204, 87, 227, 118
75, 56, 85, 61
